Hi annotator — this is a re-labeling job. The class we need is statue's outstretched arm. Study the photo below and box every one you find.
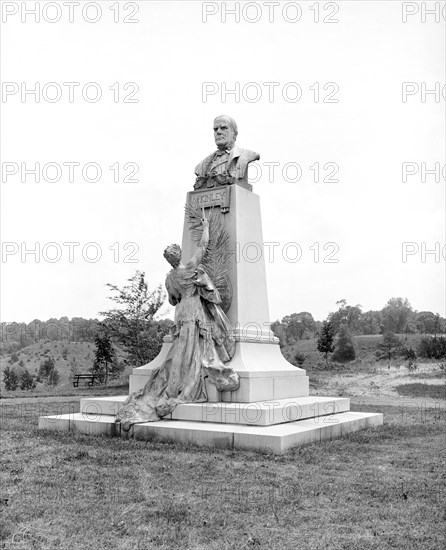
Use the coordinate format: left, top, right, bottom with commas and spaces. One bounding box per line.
188, 218, 209, 269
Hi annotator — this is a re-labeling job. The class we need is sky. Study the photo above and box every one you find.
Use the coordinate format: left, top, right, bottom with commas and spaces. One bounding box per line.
1, 0, 445, 324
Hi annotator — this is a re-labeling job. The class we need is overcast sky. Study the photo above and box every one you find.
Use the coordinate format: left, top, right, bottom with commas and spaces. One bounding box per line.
1, 0, 445, 324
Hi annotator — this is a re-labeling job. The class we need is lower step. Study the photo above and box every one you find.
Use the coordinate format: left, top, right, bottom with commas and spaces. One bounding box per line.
38, 411, 383, 454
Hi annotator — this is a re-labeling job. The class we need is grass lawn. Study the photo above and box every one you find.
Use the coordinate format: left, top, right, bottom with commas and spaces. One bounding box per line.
1, 395, 445, 550
395, 383, 446, 400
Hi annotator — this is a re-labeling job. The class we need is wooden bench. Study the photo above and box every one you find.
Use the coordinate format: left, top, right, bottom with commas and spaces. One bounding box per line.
72, 374, 100, 388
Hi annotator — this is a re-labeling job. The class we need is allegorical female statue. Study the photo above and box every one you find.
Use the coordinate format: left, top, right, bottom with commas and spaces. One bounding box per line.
116, 214, 239, 430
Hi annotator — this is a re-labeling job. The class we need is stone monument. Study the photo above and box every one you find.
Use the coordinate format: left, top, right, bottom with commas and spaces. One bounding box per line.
39, 116, 383, 453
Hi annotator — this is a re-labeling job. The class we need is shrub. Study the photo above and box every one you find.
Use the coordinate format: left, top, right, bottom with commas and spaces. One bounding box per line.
3, 366, 19, 391
418, 336, 446, 359
19, 369, 37, 390
406, 360, 418, 373
402, 346, 417, 361
332, 325, 356, 363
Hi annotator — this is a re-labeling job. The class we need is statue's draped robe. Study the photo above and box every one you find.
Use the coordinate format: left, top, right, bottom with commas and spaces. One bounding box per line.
116, 264, 239, 430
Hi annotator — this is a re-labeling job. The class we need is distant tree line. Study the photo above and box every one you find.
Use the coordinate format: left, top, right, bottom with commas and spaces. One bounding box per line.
271, 297, 445, 347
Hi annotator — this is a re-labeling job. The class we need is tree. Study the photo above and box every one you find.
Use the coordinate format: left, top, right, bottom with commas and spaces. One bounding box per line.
416, 311, 442, 336
270, 320, 287, 346
38, 357, 60, 386
377, 331, 401, 365
47, 368, 60, 386
294, 351, 306, 367
332, 324, 356, 363
358, 310, 382, 335
382, 298, 413, 335
279, 312, 316, 343
91, 327, 118, 386
20, 369, 36, 391
100, 271, 167, 367
3, 366, 19, 391
317, 321, 335, 367
328, 299, 363, 334
38, 356, 55, 379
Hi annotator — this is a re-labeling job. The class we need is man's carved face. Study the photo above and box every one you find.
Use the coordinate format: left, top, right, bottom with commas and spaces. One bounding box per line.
213, 117, 236, 151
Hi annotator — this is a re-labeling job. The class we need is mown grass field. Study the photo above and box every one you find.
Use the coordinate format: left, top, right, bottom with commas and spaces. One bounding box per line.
1, 387, 445, 549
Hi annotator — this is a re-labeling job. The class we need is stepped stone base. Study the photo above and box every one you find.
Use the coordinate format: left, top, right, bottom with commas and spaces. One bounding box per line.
38, 395, 383, 454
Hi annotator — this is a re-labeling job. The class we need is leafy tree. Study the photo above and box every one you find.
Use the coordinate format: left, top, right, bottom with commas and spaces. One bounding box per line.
281, 312, 316, 342
270, 320, 286, 346
317, 321, 335, 367
382, 298, 413, 335
377, 331, 401, 365
91, 327, 118, 386
39, 357, 55, 379
38, 357, 60, 386
100, 271, 167, 367
3, 366, 19, 391
10, 352, 19, 364
328, 299, 363, 334
416, 311, 444, 336
332, 324, 356, 363
20, 369, 36, 390
358, 310, 382, 335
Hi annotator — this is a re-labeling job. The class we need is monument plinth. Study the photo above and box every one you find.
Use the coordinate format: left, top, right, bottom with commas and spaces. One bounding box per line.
130, 183, 309, 403
38, 115, 382, 453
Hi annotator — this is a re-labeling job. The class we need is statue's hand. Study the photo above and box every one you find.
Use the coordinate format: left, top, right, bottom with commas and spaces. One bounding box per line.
201, 207, 209, 228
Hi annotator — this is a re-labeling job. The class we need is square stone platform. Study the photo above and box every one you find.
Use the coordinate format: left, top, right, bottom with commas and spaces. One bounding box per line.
38, 395, 383, 454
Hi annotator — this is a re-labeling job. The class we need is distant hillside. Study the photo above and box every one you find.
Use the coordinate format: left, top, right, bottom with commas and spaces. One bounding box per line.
0, 339, 129, 393
0, 317, 100, 355
281, 333, 425, 370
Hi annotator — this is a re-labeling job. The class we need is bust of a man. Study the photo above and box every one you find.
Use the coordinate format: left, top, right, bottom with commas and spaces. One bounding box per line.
194, 115, 260, 192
